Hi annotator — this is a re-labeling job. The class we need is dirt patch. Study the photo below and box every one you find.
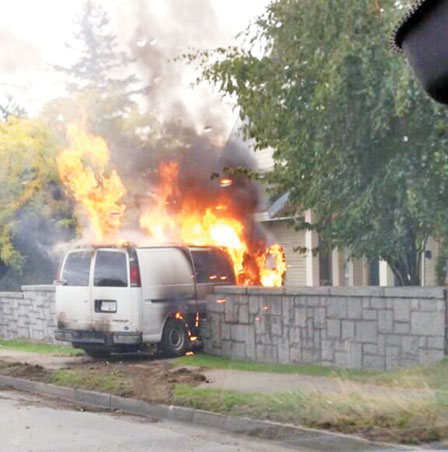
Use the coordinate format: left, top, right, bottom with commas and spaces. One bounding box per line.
0, 358, 206, 404
0, 362, 53, 383
112, 361, 206, 402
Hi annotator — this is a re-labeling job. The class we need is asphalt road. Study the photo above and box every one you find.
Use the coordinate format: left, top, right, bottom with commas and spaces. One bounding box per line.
0, 387, 301, 452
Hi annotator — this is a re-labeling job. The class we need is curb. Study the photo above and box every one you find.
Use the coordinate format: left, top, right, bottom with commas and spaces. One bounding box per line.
0, 374, 410, 451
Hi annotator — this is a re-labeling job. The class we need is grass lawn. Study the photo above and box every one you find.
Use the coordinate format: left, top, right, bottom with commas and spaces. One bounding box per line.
0, 339, 84, 356
51, 369, 133, 396
364, 358, 448, 391
173, 354, 448, 443
173, 383, 447, 444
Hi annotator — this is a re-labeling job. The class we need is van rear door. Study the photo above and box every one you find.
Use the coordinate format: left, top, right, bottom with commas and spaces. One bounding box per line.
55, 250, 93, 330
90, 249, 134, 333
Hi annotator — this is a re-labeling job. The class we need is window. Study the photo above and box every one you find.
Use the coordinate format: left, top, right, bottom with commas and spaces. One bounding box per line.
62, 251, 92, 286
369, 259, 380, 286
94, 251, 128, 287
319, 249, 332, 286
191, 249, 235, 284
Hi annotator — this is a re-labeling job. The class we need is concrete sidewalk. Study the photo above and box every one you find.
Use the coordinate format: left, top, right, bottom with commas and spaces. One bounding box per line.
0, 347, 428, 398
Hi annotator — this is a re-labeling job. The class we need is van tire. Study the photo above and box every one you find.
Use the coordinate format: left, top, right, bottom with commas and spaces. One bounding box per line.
83, 349, 111, 359
161, 318, 188, 357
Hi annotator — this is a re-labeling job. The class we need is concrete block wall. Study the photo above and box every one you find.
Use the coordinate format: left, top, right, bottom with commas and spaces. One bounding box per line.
0, 285, 57, 343
202, 287, 448, 371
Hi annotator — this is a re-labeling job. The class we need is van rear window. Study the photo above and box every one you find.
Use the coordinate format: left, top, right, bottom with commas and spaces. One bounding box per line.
94, 251, 128, 287
62, 251, 92, 286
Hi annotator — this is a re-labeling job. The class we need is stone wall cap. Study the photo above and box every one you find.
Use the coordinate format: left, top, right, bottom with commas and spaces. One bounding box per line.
285, 287, 331, 296
0, 291, 24, 298
21, 285, 56, 292
213, 286, 286, 295
383, 286, 446, 299
246, 287, 285, 295
329, 287, 384, 297
214, 286, 248, 294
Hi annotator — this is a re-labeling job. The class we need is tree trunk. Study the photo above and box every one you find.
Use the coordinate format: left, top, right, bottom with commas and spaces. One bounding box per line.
387, 224, 423, 286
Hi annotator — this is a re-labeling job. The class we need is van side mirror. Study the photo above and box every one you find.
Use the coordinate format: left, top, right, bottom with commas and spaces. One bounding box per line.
53, 279, 68, 286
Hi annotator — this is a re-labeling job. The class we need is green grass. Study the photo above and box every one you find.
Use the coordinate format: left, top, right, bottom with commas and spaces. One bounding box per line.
51, 369, 133, 396
173, 354, 448, 442
174, 353, 374, 379
364, 357, 448, 391
0, 339, 84, 356
173, 383, 447, 444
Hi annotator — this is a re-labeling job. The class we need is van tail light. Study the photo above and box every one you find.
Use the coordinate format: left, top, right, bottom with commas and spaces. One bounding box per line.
130, 265, 141, 287
127, 248, 141, 287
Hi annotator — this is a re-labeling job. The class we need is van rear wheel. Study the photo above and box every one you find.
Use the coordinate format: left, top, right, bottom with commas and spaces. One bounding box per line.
161, 318, 188, 357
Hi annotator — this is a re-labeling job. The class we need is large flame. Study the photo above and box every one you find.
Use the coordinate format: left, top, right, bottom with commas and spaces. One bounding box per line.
57, 125, 286, 287
257, 244, 287, 287
139, 161, 286, 286
56, 123, 126, 242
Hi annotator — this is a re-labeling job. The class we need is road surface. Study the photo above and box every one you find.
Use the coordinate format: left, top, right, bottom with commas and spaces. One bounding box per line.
0, 386, 301, 452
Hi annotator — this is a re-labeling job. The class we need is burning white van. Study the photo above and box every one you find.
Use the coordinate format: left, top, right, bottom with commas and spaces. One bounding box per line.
54, 245, 235, 357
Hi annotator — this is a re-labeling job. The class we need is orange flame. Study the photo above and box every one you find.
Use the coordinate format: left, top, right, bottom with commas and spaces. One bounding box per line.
257, 244, 287, 287
139, 161, 286, 287
56, 125, 286, 287
56, 123, 126, 242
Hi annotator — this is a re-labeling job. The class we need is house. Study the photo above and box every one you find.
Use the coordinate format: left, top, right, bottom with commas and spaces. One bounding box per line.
249, 144, 442, 288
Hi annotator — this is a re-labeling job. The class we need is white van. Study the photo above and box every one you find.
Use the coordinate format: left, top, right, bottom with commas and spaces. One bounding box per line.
54, 245, 235, 357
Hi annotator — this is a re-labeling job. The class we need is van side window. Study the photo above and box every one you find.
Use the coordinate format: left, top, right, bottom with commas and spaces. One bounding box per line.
94, 251, 128, 287
190, 250, 235, 284
190, 251, 209, 283
214, 252, 236, 285
62, 251, 92, 286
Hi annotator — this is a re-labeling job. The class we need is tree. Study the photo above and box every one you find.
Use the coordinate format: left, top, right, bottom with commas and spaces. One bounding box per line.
0, 94, 26, 121
46, 0, 170, 186
196, 0, 448, 285
0, 116, 74, 288
50, 0, 153, 142
54, 0, 142, 117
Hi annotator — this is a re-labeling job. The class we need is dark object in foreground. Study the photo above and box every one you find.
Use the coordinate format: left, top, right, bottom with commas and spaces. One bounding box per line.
393, 0, 448, 104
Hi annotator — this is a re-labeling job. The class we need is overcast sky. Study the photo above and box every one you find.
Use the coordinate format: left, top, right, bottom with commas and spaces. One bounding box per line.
0, 0, 270, 125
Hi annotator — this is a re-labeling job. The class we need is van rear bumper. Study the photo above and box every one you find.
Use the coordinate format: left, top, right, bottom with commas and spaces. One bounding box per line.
55, 329, 142, 345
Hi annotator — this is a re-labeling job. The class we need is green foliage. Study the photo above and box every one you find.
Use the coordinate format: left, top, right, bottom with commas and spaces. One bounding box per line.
0, 116, 69, 272
197, 0, 448, 285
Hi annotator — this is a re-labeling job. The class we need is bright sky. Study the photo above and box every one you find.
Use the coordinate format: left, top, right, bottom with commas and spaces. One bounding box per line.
0, 0, 270, 119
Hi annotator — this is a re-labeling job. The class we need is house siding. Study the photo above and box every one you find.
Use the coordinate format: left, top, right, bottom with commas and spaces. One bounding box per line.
263, 220, 307, 287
